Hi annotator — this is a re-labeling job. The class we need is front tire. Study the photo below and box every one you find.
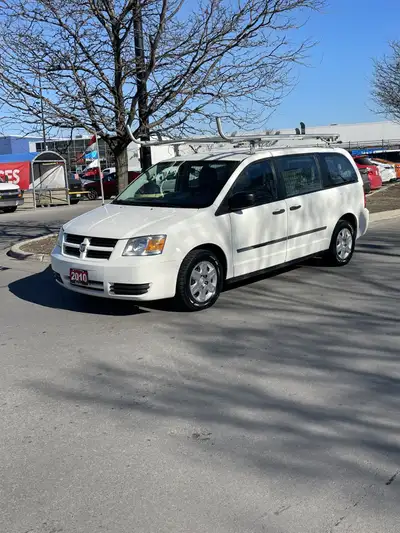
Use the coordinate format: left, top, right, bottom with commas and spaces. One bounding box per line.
175, 249, 223, 311
325, 220, 356, 266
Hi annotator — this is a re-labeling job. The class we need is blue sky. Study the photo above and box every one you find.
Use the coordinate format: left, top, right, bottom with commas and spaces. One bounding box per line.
268, 0, 400, 129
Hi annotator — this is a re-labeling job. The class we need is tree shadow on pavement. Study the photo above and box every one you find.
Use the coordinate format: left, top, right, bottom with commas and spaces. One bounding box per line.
8, 266, 146, 316
23, 231, 400, 489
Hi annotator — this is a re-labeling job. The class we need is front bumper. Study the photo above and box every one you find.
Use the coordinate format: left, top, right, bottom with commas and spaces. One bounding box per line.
0, 198, 24, 208
50, 246, 179, 301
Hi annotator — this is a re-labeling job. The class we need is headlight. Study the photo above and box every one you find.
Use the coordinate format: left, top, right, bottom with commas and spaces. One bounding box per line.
57, 228, 64, 246
123, 235, 166, 256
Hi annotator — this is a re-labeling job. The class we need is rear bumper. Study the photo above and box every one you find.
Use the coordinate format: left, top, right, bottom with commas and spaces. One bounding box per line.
69, 190, 89, 197
50, 246, 179, 301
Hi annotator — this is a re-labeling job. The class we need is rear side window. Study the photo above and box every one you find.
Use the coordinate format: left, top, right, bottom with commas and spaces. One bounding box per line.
275, 154, 321, 198
321, 153, 358, 187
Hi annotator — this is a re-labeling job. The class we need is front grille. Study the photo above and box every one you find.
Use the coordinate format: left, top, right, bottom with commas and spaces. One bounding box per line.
109, 283, 150, 296
63, 233, 117, 261
64, 245, 80, 257
0, 190, 20, 199
90, 237, 118, 248
86, 249, 112, 259
65, 234, 84, 244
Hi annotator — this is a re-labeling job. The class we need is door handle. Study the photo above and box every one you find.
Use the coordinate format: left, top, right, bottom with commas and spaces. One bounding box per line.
272, 209, 285, 215
289, 205, 302, 211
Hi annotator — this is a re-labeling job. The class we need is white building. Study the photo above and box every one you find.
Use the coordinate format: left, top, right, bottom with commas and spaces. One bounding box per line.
278, 120, 400, 148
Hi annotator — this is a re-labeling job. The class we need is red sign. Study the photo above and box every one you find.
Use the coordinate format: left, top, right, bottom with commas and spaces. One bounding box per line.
0, 161, 31, 190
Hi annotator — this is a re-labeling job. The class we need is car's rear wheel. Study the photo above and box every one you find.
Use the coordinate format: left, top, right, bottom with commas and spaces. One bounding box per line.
87, 189, 98, 201
175, 249, 223, 311
325, 220, 356, 266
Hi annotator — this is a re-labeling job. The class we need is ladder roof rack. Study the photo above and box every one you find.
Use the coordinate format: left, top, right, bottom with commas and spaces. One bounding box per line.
126, 117, 340, 148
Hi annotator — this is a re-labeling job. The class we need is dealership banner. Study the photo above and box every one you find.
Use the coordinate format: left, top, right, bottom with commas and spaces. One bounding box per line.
0, 161, 31, 189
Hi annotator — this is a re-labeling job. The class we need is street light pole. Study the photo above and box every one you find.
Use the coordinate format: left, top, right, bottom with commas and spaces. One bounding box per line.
133, 1, 152, 171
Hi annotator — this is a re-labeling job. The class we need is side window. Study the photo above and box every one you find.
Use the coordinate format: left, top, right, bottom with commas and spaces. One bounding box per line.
275, 155, 321, 198
321, 153, 358, 187
230, 159, 277, 205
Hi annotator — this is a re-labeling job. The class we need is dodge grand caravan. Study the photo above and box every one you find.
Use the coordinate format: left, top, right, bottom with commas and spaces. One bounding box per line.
51, 146, 369, 311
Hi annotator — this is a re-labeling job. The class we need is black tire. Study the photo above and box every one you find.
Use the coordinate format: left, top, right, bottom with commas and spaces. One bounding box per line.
87, 189, 98, 201
325, 220, 356, 266
175, 249, 223, 311
2, 206, 17, 213
363, 182, 371, 195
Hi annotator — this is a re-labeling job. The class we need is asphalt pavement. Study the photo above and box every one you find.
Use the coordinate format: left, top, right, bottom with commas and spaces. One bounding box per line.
0, 212, 400, 533
0, 200, 104, 251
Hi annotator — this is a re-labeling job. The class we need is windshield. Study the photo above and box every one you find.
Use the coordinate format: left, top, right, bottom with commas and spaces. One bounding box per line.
113, 160, 239, 208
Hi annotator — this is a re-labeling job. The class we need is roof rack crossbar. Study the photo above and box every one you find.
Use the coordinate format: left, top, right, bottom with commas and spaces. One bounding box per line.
126, 118, 339, 147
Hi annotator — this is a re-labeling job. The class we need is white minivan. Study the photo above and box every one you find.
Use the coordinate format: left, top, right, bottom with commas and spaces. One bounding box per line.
51, 145, 369, 311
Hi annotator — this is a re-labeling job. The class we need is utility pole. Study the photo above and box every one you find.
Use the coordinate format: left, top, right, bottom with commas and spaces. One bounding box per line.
133, 0, 152, 171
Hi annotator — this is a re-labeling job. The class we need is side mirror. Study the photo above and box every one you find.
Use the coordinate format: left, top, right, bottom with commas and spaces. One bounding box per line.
228, 191, 256, 211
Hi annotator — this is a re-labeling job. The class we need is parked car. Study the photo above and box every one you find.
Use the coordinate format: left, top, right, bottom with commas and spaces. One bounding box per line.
83, 171, 141, 200
0, 180, 24, 213
371, 158, 400, 181
68, 173, 88, 204
83, 173, 117, 200
52, 146, 369, 311
353, 156, 382, 190
369, 159, 396, 183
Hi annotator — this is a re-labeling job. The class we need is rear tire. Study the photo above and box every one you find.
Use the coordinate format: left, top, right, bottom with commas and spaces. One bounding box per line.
325, 220, 356, 266
175, 249, 223, 311
1, 206, 17, 213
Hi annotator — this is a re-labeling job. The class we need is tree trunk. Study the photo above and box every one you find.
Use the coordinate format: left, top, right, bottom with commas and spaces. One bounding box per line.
114, 146, 129, 193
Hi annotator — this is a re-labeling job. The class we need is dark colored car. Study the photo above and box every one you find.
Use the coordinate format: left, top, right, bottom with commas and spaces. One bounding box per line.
83, 171, 141, 200
68, 173, 88, 204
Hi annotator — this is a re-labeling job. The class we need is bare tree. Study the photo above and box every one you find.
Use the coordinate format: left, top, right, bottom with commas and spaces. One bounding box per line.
372, 41, 400, 124
0, 0, 324, 190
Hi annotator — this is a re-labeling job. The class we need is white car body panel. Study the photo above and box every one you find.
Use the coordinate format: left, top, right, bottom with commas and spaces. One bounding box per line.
371, 161, 396, 183
51, 147, 369, 302
0, 182, 23, 210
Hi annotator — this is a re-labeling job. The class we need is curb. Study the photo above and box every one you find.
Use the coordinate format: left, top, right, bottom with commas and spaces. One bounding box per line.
370, 209, 400, 223
7, 233, 57, 263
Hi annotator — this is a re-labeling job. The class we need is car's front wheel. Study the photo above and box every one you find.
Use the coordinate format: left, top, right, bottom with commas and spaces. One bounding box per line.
325, 220, 356, 266
175, 249, 223, 311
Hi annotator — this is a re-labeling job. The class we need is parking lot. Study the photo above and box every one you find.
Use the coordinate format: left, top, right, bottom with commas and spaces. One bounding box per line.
1, 207, 400, 533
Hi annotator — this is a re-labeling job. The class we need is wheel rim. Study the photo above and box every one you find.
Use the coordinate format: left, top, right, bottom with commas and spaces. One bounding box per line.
336, 228, 353, 260
88, 190, 97, 200
189, 260, 218, 304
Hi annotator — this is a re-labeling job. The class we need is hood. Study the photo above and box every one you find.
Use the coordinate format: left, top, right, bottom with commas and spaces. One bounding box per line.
63, 203, 201, 239
0, 182, 19, 191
